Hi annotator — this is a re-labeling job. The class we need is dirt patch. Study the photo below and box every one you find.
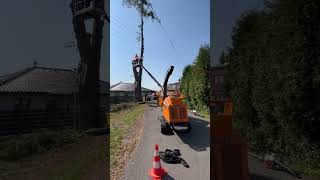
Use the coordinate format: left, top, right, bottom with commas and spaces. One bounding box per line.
111, 114, 144, 180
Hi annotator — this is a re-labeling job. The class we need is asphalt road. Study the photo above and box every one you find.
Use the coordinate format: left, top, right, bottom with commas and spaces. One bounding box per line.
123, 101, 317, 180
123, 102, 210, 180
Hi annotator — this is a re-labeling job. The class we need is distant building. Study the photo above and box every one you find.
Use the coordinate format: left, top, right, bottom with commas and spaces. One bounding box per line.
0, 65, 109, 134
0, 66, 108, 111
168, 82, 180, 93
110, 82, 154, 103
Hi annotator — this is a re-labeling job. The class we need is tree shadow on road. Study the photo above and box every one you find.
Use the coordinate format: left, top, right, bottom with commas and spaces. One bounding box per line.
146, 101, 160, 108
251, 173, 278, 180
162, 174, 175, 180
175, 116, 210, 152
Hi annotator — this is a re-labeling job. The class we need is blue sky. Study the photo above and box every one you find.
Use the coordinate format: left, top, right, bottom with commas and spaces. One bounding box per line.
110, 0, 210, 91
211, 0, 265, 65
0, 1, 108, 82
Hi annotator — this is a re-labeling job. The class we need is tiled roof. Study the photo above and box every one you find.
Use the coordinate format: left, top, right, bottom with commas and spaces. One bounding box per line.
110, 82, 121, 89
0, 67, 33, 84
169, 82, 180, 85
0, 66, 108, 94
110, 82, 153, 92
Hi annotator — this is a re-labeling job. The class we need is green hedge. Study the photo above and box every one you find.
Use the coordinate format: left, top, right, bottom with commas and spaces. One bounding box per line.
180, 44, 210, 113
222, 0, 320, 177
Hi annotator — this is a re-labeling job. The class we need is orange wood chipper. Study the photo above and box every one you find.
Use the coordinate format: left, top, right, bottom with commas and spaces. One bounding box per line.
142, 65, 191, 134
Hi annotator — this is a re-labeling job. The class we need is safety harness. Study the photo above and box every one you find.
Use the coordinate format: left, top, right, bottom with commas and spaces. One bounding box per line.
159, 149, 190, 168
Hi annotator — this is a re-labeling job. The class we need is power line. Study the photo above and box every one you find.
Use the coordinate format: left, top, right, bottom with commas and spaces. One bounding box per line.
111, 15, 131, 31
110, 16, 131, 34
110, 26, 125, 39
149, 5, 178, 55
159, 24, 177, 52
110, 23, 126, 35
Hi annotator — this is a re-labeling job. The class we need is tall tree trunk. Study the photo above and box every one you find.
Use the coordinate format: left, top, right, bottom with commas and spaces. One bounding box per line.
133, 12, 144, 102
90, 16, 104, 128
72, 17, 93, 130
71, 0, 105, 130
138, 13, 144, 102
140, 13, 144, 60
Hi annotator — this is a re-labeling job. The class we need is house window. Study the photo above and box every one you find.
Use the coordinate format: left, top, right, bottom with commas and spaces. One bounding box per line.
14, 97, 23, 110
14, 97, 31, 110
15, 97, 23, 105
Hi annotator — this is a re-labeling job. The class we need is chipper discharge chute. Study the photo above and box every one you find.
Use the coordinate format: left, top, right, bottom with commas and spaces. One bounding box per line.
158, 66, 191, 134
141, 64, 191, 134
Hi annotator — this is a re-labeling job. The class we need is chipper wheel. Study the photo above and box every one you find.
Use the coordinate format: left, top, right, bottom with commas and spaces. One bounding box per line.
160, 117, 171, 134
186, 123, 192, 133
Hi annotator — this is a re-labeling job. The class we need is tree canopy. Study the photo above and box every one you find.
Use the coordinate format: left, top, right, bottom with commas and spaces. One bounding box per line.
122, 0, 159, 21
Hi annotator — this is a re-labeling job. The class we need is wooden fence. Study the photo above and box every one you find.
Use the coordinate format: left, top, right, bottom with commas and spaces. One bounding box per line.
109, 96, 134, 104
0, 108, 106, 136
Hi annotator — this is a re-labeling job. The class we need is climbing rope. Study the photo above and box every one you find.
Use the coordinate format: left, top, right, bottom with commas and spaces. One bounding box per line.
159, 149, 190, 168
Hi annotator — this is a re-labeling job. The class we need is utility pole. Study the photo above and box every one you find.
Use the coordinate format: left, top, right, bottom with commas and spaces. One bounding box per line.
70, 0, 109, 130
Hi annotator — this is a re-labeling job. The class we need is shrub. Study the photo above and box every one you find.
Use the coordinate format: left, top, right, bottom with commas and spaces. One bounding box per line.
0, 129, 79, 161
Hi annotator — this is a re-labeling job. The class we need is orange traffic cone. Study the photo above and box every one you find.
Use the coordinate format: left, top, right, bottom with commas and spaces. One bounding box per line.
149, 144, 166, 180
264, 154, 274, 169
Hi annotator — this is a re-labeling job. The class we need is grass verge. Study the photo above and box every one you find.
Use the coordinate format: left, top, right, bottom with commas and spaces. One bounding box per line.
110, 102, 135, 113
0, 129, 79, 161
247, 142, 320, 179
110, 103, 145, 167
0, 130, 107, 180
198, 110, 210, 120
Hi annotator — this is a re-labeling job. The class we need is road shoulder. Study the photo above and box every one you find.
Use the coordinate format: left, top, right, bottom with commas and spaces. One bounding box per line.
111, 104, 146, 180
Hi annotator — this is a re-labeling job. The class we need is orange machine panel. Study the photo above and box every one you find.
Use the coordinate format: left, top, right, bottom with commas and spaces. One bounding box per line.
212, 140, 250, 180
162, 96, 188, 124
158, 96, 164, 106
